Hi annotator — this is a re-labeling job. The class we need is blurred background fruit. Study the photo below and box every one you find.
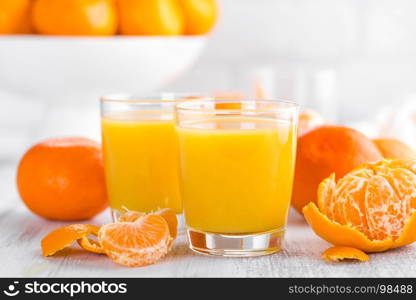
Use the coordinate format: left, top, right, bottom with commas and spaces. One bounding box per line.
0, 0, 32, 34
32, 0, 118, 35
118, 0, 185, 35
373, 138, 416, 160
291, 126, 383, 213
179, 0, 218, 35
0, 0, 218, 36
16, 137, 108, 221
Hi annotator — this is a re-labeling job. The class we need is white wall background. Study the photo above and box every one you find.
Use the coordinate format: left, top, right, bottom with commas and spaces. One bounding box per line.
168, 0, 416, 121
2, 0, 416, 160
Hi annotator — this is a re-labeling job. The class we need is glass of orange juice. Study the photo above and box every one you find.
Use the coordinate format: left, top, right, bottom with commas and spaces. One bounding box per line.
175, 98, 299, 256
100, 94, 199, 220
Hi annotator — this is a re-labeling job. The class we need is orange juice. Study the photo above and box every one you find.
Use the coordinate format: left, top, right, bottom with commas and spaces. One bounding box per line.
177, 117, 296, 234
101, 110, 181, 213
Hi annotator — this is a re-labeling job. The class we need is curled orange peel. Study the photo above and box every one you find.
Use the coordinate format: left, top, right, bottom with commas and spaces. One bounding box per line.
41, 224, 101, 256
322, 246, 369, 262
77, 236, 105, 254
303, 202, 416, 253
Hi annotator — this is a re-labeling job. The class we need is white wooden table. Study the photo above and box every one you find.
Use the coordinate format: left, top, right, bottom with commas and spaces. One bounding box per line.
1, 162, 416, 278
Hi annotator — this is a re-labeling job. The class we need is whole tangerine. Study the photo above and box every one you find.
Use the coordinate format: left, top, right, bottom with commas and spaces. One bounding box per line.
179, 0, 218, 35
292, 126, 383, 213
32, 0, 117, 36
0, 0, 32, 34
117, 0, 184, 35
17, 137, 108, 221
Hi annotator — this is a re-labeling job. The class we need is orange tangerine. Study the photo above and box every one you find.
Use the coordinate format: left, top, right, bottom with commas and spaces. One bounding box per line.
32, 0, 118, 35
41, 208, 178, 267
117, 0, 184, 35
99, 214, 171, 267
118, 208, 178, 239
0, 0, 32, 34
17, 137, 108, 221
292, 126, 383, 213
179, 0, 218, 35
303, 159, 416, 252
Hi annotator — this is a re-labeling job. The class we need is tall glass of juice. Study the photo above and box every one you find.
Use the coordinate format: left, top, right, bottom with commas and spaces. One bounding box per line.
175, 98, 299, 256
101, 94, 196, 220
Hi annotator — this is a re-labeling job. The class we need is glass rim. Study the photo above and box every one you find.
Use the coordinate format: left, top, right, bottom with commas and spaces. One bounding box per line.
100, 93, 209, 104
175, 98, 299, 113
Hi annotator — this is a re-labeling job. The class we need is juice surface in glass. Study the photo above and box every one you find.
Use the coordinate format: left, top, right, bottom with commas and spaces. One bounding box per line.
177, 116, 297, 234
101, 110, 181, 213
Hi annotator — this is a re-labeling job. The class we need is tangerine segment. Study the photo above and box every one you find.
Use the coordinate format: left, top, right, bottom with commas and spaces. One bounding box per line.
303, 202, 416, 253
322, 246, 369, 262
98, 214, 171, 267
118, 211, 145, 222
118, 209, 178, 239
41, 224, 100, 256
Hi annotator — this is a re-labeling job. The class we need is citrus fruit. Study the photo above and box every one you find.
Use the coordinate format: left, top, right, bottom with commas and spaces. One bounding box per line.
179, 0, 218, 35
321, 246, 369, 262
98, 214, 171, 267
41, 224, 101, 256
118, 208, 178, 239
0, 0, 32, 34
118, 210, 146, 222
17, 137, 108, 221
41, 208, 177, 267
117, 0, 184, 35
303, 159, 416, 252
292, 126, 383, 213
32, 0, 117, 35
373, 138, 416, 160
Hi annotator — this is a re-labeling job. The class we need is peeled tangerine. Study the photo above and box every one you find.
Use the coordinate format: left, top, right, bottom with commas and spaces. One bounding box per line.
41, 209, 178, 267
303, 159, 416, 253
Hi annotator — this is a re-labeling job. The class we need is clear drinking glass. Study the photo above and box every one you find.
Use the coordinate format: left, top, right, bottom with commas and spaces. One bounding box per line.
175, 98, 299, 256
100, 94, 200, 220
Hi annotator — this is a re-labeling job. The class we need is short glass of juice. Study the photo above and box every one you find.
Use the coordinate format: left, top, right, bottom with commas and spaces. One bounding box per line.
175, 98, 299, 256
100, 94, 199, 220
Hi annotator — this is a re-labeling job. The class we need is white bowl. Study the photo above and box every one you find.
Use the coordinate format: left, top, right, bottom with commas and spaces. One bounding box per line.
0, 35, 207, 100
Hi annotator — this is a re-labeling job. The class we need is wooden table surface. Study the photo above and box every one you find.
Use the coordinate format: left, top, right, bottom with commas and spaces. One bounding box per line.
1, 162, 416, 278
